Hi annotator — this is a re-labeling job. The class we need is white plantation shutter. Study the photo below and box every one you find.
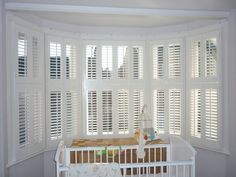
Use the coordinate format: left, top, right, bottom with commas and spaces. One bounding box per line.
18, 32, 28, 77
168, 44, 181, 78
205, 38, 217, 77
46, 37, 79, 148
118, 46, 128, 79
49, 91, 62, 141
205, 88, 218, 141
32, 36, 39, 78
153, 45, 164, 79
18, 92, 30, 147
102, 91, 113, 134
102, 46, 112, 79
191, 41, 201, 78
169, 89, 181, 135
87, 91, 98, 135
65, 91, 78, 138
188, 31, 222, 151
118, 89, 129, 134
49, 42, 61, 79
86, 45, 97, 79
190, 89, 201, 138
133, 90, 144, 130
132, 46, 143, 79
66, 45, 77, 79
153, 90, 165, 134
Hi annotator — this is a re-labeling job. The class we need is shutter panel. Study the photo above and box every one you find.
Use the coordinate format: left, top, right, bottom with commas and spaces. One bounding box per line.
153, 90, 165, 134
169, 89, 181, 135
86, 45, 97, 79
18, 92, 30, 147
205, 38, 217, 77
205, 88, 218, 141
190, 89, 201, 138
18, 32, 28, 77
32, 91, 43, 144
32, 36, 39, 78
153, 46, 164, 79
102, 91, 113, 134
133, 90, 144, 130
102, 46, 112, 79
118, 46, 128, 79
66, 45, 77, 80
65, 91, 78, 138
118, 89, 129, 134
49, 42, 61, 79
168, 44, 181, 78
87, 91, 98, 135
191, 41, 201, 78
132, 46, 143, 79
50, 91, 62, 140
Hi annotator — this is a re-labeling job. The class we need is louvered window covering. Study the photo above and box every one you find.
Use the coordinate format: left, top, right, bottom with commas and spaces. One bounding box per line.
102, 91, 113, 135
46, 37, 79, 148
18, 32, 28, 77
84, 41, 145, 137
102, 46, 113, 79
9, 25, 46, 164
118, 46, 128, 79
86, 45, 97, 79
133, 90, 144, 130
132, 47, 143, 79
168, 44, 181, 78
118, 89, 129, 134
188, 31, 222, 150
153, 90, 165, 134
87, 91, 98, 135
153, 45, 164, 79
50, 42, 61, 79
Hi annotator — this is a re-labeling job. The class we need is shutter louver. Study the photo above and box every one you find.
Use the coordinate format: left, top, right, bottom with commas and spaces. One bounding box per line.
87, 91, 98, 135
191, 41, 201, 78
86, 45, 97, 79
18, 32, 28, 77
102, 46, 112, 79
205, 38, 217, 77
50, 42, 61, 79
32, 91, 43, 144
153, 46, 164, 79
66, 45, 77, 80
118, 89, 129, 134
190, 89, 201, 138
65, 92, 78, 137
169, 89, 181, 135
153, 90, 165, 134
118, 46, 128, 79
32, 36, 39, 78
133, 90, 144, 130
168, 44, 181, 78
102, 91, 113, 134
205, 88, 218, 141
133, 46, 143, 79
18, 92, 29, 147
50, 91, 62, 140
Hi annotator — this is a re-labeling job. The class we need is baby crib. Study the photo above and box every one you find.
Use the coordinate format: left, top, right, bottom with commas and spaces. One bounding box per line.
55, 135, 196, 177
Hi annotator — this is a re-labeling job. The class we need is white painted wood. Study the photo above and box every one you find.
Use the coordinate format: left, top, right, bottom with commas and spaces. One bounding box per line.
5, 2, 229, 18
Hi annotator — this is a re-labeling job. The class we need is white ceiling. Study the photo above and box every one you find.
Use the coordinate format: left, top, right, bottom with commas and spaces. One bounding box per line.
5, 0, 235, 27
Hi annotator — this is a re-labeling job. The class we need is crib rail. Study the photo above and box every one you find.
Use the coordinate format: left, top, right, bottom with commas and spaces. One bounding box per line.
55, 137, 196, 177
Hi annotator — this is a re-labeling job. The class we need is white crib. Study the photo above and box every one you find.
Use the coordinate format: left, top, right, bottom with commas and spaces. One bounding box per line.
55, 136, 196, 177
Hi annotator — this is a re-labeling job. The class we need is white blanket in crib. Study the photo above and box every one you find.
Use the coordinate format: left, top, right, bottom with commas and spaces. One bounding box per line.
69, 163, 122, 177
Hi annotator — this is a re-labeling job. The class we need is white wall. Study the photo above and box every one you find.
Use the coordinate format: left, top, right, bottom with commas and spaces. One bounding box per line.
0, 0, 6, 177
8, 154, 44, 177
226, 10, 236, 177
